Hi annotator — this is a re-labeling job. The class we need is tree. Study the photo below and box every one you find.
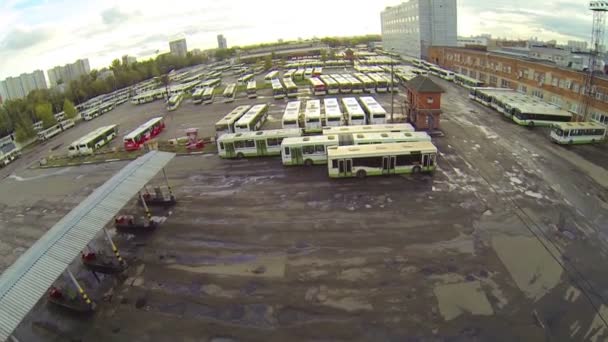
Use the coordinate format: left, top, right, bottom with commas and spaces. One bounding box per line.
264, 55, 273, 70
34, 102, 56, 128
159, 74, 170, 101
320, 49, 328, 62
63, 99, 77, 119
345, 48, 355, 62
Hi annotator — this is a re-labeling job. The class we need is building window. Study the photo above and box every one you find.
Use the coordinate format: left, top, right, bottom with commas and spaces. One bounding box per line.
549, 95, 562, 108
518, 84, 528, 93
478, 73, 487, 82
427, 97, 434, 104
489, 76, 498, 85
531, 89, 544, 99
501, 79, 511, 88
469, 71, 477, 79
520, 68, 529, 79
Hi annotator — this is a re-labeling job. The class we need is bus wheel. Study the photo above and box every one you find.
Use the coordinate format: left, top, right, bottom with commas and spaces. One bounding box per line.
356, 170, 367, 179
304, 159, 313, 167
529, 121, 535, 128
568, 140, 573, 145
236, 153, 244, 159
413, 166, 422, 174
592, 139, 596, 143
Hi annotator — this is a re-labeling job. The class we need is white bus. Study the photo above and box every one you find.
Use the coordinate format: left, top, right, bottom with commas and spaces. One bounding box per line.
99, 101, 116, 114
304, 100, 322, 131
223, 83, 237, 103
281, 131, 431, 166
359, 96, 387, 124
320, 75, 340, 95
217, 128, 302, 159
68, 125, 118, 156
332, 75, 352, 94
434, 68, 455, 81
511, 104, 572, 127
346, 75, 364, 94
238, 74, 254, 84
341, 97, 366, 125
310, 77, 327, 96
323, 123, 415, 136
284, 78, 299, 98
283, 69, 296, 79
245, 81, 256, 99
81, 107, 99, 121
201, 78, 222, 88
215, 105, 252, 137
265, 70, 279, 81
550, 122, 607, 144
323, 98, 343, 127
37, 124, 63, 142
327, 141, 438, 178
59, 119, 75, 130
272, 79, 286, 100
193, 88, 205, 104
167, 93, 183, 111
369, 73, 388, 93
354, 73, 376, 93
203, 87, 215, 104
282, 101, 301, 129
234, 104, 269, 132
294, 69, 305, 81
304, 68, 314, 78
454, 74, 484, 89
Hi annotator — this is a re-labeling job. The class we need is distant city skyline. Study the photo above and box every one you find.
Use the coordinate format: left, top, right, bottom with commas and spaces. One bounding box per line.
0, 0, 596, 79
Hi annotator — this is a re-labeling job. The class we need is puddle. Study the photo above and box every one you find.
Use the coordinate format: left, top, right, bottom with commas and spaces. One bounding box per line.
433, 281, 494, 320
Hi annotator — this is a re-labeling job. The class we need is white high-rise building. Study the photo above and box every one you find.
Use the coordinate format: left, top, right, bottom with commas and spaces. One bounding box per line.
381, 0, 457, 60
217, 34, 228, 49
0, 69, 47, 101
47, 59, 90, 87
169, 38, 188, 57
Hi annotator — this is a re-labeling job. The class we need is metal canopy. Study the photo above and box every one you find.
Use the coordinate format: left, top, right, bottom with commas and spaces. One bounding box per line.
0, 150, 175, 341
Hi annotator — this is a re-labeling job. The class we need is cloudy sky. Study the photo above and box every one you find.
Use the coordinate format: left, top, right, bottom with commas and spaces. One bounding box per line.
0, 0, 595, 80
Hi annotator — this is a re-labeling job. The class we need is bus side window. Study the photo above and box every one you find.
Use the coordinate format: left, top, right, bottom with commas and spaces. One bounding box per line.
331, 160, 338, 168
284, 147, 290, 155
220, 142, 224, 150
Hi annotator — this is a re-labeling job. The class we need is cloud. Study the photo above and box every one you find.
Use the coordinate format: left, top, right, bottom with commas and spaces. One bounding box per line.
0, 27, 52, 50
101, 7, 139, 26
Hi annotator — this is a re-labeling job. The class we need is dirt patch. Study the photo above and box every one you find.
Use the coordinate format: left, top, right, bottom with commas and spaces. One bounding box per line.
433, 281, 494, 321
168, 255, 286, 278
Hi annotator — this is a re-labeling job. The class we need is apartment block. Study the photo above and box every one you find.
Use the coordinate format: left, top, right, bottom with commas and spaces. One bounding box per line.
169, 38, 188, 57
47, 59, 91, 87
0, 70, 47, 101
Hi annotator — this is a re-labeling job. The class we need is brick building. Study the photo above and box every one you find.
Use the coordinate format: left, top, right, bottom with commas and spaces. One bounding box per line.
428, 46, 608, 125
405, 76, 445, 130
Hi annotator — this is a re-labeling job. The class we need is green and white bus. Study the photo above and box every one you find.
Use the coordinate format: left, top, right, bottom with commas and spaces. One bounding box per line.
272, 78, 286, 100
238, 74, 254, 84
341, 97, 366, 125
202, 86, 215, 104
320, 75, 340, 95
359, 96, 387, 124
167, 93, 183, 111
304, 99, 322, 132
550, 122, 607, 144
265, 70, 279, 81
323, 123, 415, 135
217, 128, 302, 159
201, 78, 221, 88
368, 73, 388, 93
247, 80, 257, 99
283, 69, 296, 79
215, 105, 252, 137
354, 73, 376, 93
332, 74, 352, 94
323, 98, 343, 127
193, 88, 205, 104
294, 69, 305, 81
511, 104, 572, 127
281, 131, 431, 166
234, 104, 269, 132
327, 141, 438, 178
284, 78, 299, 98
282, 101, 301, 129
346, 74, 364, 94
304, 68, 314, 78
223, 83, 237, 103
454, 74, 484, 89
68, 125, 118, 157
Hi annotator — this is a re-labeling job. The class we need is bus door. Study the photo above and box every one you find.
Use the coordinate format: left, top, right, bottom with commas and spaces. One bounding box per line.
423, 154, 435, 169
225, 142, 236, 158
293, 148, 303, 165
382, 156, 396, 175
256, 140, 267, 156
338, 159, 352, 177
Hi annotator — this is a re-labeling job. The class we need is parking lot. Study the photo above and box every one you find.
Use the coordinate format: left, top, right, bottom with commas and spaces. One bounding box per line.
1, 70, 608, 341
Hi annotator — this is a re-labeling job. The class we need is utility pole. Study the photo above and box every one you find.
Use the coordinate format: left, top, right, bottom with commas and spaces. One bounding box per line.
583, 1, 608, 121
390, 48, 395, 122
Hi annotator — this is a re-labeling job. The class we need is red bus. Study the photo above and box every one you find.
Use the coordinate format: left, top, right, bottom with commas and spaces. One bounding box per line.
123, 117, 165, 151
309, 77, 327, 96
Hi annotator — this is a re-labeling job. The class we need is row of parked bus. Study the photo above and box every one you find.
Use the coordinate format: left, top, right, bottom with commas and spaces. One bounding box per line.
216, 123, 437, 178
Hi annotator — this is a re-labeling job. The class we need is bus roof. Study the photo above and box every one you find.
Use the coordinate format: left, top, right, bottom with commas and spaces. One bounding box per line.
327, 141, 437, 158
235, 104, 268, 127
247, 80, 256, 89
265, 70, 279, 79
552, 121, 606, 130
281, 134, 338, 147
218, 128, 302, 142
352, 131, 431, 143
72, 125, 117, 146
309, 77, 324, 86
193, 88, 205, 96
305, 100, 321, 118
323, 123, 415, 135
216, 105, 251, 127
359, 97, 387, 115
455, 74, 482, 83
223, 83, 236, 95
513, 103, 572, 116
323, 98, 342, 117
283, 78, 297, 88
341, 97, 365, 115
123, 117, 163, 140
203, 87, 215, 96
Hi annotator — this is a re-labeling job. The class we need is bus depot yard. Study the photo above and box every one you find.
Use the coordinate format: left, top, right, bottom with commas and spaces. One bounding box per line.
1, 63, 608, 341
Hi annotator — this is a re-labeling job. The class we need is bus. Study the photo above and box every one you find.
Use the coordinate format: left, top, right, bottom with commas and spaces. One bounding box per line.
81, 107, 99, 121
332, 75, 352, 94
354, 73, 376, 93
203, 87, 216, 104
369, 73, 388, 93
99, 101, 115, 114
68, 125, 118, 157
550, 122, 607, 144
167, 93, 183, 111
123, 117, 165, 151
234, 104, 269, 132
454, 74, 484, 89
327, 141, 438, 178
359, 96, 387, 124
0, 149, 20, 168
293, 69, 305, 81
411, 59, 423, 68
223, 83, 237, 103
217, 128, 302, 159
215, 105, 251, 137
341, 97, 366, 125
304, 100, 322, 131
37, 124, 63, 142
310, 77, 327, 96
201, 78, 221, 88
272, 79, 286, 100
265, 70, 279, 81
304, 68, 314, 78
320, 75, 339, 95
59, 119, 75, 130
511, 104, 572, 127
323, 98, 343, 127
247, 80, 257, 99
313, 67, 323, 77
323, 123, 415, 135
281, 131, 432, 166
282, 101, 301, 129
238, 74, 254, 84
283, 69, 296, 79
346, 75, 364, 94
469, 87, 515, 106
284, 78, 299, 98
192, 88, 205, 104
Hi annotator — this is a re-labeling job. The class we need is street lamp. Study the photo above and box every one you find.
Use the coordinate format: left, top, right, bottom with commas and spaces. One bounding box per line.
390, 48, 396, 123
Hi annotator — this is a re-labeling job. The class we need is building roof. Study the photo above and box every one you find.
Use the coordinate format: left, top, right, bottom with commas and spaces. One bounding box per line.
406, 76, 445, 93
